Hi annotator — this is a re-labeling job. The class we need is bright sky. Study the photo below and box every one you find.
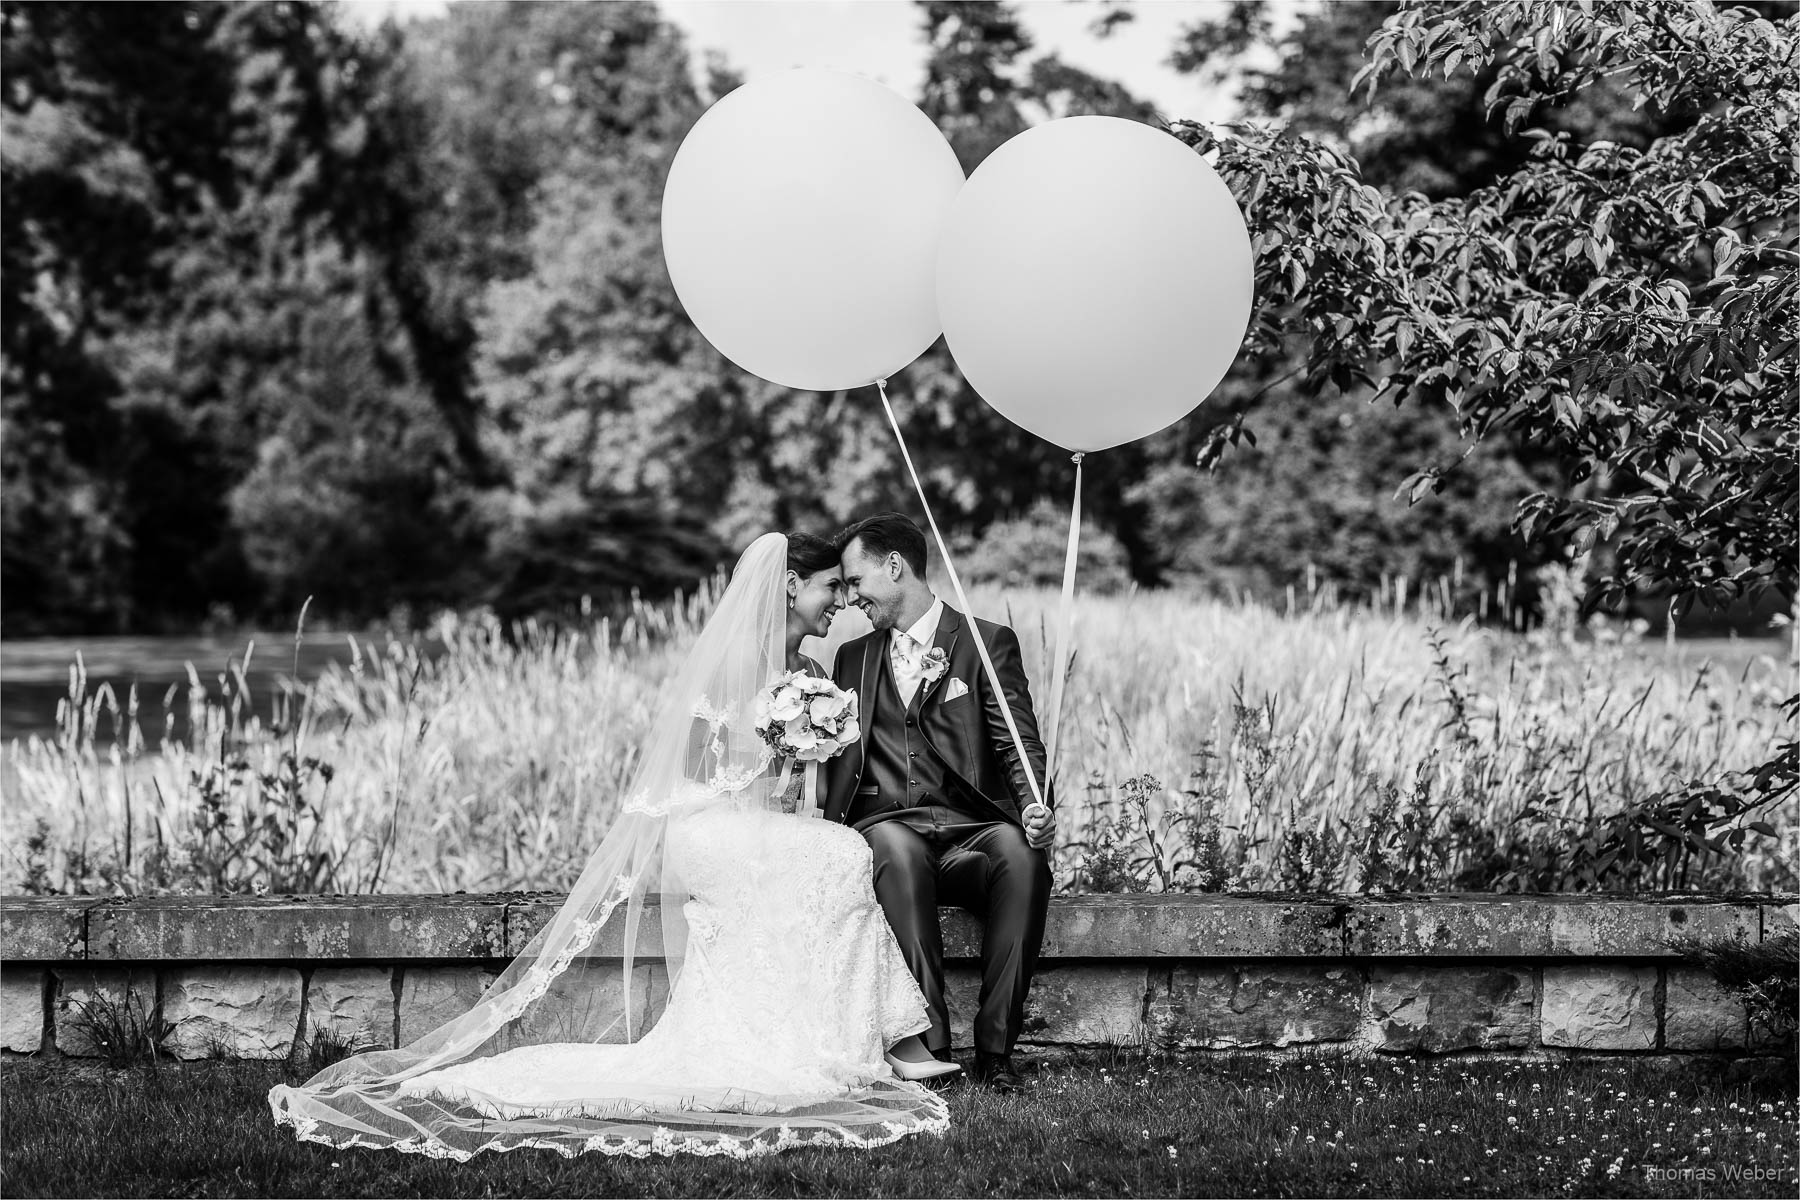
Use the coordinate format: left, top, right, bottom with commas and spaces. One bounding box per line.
346, 0, 1288, 128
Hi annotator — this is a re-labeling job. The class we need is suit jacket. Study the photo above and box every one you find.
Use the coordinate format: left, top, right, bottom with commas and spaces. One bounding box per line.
823, 604, 1052, 826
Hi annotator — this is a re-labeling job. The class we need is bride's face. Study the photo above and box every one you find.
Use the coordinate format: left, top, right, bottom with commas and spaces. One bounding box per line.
790, 565, 846, 638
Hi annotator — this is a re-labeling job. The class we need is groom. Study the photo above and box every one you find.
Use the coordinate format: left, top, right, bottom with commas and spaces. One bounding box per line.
824, 512, 1055, 1092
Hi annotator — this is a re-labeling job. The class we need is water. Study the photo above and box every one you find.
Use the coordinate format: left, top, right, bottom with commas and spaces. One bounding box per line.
0, 633, 371, 746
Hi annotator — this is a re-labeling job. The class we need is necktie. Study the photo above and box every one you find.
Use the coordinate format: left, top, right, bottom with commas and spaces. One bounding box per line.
893, 632, 921, 705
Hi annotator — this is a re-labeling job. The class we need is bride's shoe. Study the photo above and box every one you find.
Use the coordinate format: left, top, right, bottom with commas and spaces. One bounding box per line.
884, 1050, 962, 1082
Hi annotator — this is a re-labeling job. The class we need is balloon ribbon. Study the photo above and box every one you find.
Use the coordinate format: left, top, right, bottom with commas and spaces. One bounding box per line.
1043, 453, 1083, 789
802, 760, 820, 818
874, 378, 1046, 811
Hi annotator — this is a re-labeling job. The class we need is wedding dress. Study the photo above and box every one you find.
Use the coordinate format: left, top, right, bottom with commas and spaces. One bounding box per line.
269, 533, 948, 1159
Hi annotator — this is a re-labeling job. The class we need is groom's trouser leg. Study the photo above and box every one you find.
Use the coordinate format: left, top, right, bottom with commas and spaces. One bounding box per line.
863, 821, 950, 1051
938, 822, 1052, 1055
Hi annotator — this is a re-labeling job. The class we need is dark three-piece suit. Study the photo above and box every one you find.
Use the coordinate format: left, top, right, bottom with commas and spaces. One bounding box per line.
823, 603, 1053, 1057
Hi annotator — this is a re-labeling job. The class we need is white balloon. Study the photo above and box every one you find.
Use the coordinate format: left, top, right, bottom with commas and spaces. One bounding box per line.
661, 68, 966, 393
935, 116, 1254, 452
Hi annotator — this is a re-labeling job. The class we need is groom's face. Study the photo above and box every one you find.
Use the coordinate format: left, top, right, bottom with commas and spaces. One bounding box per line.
840, 538, 903, 631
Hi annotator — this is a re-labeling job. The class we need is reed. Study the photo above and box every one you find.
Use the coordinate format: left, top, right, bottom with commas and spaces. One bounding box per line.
4, 576, 1793, 895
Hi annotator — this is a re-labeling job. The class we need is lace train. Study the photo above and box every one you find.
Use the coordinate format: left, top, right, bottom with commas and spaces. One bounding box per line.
275, 806, 946, 1159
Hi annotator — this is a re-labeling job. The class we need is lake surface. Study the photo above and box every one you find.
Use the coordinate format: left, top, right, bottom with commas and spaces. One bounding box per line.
0, 633, 378, 745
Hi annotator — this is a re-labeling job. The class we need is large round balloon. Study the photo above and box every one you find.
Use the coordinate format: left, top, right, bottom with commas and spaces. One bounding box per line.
661, 68, 965, 393
935, 116, 1253, 452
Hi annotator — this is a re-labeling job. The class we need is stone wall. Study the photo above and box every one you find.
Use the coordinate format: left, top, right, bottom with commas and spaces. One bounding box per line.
2, 893, 1791, 1061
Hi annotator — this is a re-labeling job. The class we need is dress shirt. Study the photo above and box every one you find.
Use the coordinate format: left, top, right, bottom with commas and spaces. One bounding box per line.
888, 596, 944, 707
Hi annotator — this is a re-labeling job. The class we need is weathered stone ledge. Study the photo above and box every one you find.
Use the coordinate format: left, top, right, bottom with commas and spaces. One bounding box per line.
2, 892, 1781, 963
3, 893, 1792, 1063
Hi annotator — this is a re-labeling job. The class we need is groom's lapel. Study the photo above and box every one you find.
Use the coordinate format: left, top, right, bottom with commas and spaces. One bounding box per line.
859, 634, 881, 730
915, 605, 963, 711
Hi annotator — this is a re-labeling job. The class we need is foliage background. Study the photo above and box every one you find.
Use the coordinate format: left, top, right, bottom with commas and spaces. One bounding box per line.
15, 0, 1784, 636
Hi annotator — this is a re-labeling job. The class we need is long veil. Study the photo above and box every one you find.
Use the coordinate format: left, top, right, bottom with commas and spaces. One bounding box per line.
269, 532, 947, 1159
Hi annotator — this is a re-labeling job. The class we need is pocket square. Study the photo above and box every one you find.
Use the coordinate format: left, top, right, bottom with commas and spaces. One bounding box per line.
944, 677, 969, 700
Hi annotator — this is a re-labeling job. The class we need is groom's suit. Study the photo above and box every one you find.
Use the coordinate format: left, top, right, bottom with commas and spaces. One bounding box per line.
825, 601, 1053, 1057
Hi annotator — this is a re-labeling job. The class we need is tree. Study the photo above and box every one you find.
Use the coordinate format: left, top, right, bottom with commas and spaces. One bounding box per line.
1166, 0, 1797, 872
1167, 0, 1691, 198
1, 1, 488, 630
1355, 1, 1796, 619
1169, 0, 1794, 623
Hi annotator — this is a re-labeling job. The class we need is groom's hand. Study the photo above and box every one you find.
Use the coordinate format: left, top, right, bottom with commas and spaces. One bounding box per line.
1022, 802, 1055, 850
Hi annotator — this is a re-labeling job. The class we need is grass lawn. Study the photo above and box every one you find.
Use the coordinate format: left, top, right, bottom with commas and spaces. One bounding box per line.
2, 1050, 1793, 1198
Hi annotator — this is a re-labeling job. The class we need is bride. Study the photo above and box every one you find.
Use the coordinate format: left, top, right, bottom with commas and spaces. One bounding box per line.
270, 532, 957, 1160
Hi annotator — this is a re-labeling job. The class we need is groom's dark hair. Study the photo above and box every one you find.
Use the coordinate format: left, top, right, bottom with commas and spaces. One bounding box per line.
838, 512, 927, 579
785, 532, 840, 576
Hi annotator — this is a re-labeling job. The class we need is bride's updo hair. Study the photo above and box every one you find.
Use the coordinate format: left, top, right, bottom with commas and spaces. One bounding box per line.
786, 532, 839, 576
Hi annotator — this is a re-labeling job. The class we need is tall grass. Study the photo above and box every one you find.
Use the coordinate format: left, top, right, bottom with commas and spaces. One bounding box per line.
4, 577, 1794, 895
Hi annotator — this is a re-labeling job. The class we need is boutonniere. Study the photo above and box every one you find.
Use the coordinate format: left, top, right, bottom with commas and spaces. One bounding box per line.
920, 646, 950, 685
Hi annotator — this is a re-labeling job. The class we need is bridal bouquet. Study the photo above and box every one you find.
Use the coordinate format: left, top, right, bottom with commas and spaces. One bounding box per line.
753, 671, 861, 764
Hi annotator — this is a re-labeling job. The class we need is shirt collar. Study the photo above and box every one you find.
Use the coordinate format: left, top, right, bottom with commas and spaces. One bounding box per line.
893, 596, 944, 651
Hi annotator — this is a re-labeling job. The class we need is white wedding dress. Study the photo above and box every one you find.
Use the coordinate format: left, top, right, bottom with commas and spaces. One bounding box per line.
270, 533, 948, 1160
393, 774, 936, 1136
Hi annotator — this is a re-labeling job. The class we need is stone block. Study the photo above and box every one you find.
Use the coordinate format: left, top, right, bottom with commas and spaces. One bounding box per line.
52, 967, 160, 1056
943, 966, 1149, 1049
303, 967, 394, 1050
1663, 968, 1748, 1052
1344, 895, 1760, 957
944, 967, 981, 1050
1366, 965, 1533, 1053
0, 897, 88, 959
397, 966, 502, 1044
1541, 965, 1656, 1050
89, 895, 505, 961
504, 897, 669, 959
162, 966, 303, 1060
1149, 964, 1361, 1049
1, 969, 46, 1053
1021, 967, 1150, 1046
1044, 895, 1345, 959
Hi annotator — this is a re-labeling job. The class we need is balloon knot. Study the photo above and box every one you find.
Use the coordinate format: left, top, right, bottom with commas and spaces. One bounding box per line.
1071, 452, 1086, 465
875, 377, 889, 389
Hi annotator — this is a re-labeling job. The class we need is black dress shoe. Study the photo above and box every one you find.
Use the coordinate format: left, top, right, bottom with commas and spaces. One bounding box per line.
929, 1045, 955, 1064
972, 1051, 1024, 1093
